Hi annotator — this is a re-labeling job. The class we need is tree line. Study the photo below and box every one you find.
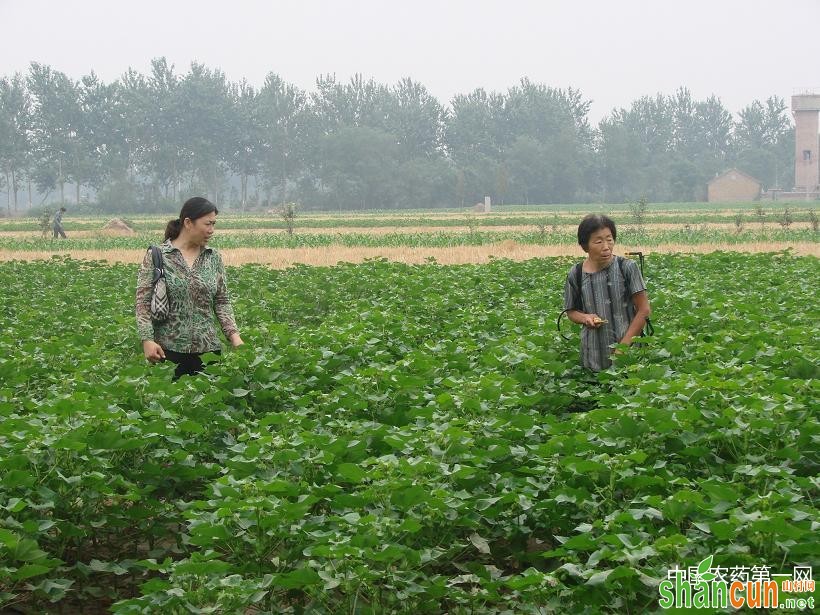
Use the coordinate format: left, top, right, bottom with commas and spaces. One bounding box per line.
0, 58, 795, 213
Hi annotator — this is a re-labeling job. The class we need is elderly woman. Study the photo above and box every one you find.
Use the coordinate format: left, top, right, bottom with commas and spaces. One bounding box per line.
136, 196, 243, 379
563, 214, 651, 371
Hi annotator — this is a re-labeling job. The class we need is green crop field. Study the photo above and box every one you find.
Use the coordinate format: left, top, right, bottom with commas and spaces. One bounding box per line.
0, 227, 817, 252
0, 201, 818, 231
0, 252, 818, 613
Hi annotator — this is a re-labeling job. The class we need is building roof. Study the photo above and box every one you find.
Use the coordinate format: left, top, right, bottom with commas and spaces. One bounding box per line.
707, 168, 762, 186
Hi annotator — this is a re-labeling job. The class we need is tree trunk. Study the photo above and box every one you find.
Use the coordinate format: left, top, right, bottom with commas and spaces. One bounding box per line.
73, 147, 81, 206
172, 158, 177, 201
11, 169, 18, 211
241, 173, 248, 212
5, 170, 10, 214
58, 158, 65, 205
28, 178, 33, 209
281, 148, 287, 206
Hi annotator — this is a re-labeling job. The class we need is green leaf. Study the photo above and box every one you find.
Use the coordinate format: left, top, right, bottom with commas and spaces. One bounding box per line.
398, 517, 422, 533
0, 529, 19, 548
469, 533, 491, 554
4, 498, 27, 513
14, 539, 47, 562
13, 564, 52, 581
27, 577, 74, 601
335, 463, 366, 484
586, 569, 612, 585
178, 419, 204, 434
2, 469, 35, 488
272, 568, 320, 589
172, 559, 232, 576
390, 485, 429, 509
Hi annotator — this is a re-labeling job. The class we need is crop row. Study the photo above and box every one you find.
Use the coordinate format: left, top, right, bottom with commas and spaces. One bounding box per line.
0, 227, 817, 252
0, 253, 817, 613
0, 208, 818, 232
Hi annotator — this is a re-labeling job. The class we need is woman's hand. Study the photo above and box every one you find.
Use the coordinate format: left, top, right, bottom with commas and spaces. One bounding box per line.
581, 313, 606, 329
143, 340, 166, 363
229, 333, 244, 347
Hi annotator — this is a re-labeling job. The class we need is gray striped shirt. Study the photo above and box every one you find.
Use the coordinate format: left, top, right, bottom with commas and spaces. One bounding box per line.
563, 256, 646, 371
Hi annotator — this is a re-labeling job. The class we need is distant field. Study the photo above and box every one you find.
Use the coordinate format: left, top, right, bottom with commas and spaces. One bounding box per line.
1, 201, 818, 230
0, 203, 817, 263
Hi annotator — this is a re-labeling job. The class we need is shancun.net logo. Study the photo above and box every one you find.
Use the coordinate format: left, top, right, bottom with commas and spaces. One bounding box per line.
658, 556, 815, 610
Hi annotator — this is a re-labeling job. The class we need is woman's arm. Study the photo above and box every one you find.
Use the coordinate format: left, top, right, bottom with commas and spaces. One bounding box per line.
214, 254, 242, 346
619, 291, 651, 346
136, 250, 157, 345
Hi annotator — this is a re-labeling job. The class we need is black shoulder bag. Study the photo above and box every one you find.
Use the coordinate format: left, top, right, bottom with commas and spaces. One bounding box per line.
148, 245, 170, 322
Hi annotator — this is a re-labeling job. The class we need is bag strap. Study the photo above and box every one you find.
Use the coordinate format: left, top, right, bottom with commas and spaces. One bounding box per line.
149, 245, 164, 284
621, 254, 654, 337
557, 260, 585, 339
573, 261, 583, 311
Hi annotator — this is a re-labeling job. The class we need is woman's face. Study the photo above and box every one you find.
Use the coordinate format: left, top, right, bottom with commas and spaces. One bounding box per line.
185, 212, 217, 246
585, 227, 615, 264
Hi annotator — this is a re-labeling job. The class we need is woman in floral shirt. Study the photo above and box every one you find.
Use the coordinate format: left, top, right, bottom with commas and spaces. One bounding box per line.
136, 197, 243, 379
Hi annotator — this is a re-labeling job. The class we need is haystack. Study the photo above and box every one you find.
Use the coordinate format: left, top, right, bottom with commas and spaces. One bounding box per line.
101, 218, 135, 235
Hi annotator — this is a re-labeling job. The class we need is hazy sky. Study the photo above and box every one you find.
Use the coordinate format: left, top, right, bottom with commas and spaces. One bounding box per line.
2, 0, 818, 123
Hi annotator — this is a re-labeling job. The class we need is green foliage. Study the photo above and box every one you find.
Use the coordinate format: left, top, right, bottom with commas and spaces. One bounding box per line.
629, 196, 649, 231
779, 206, 794, 229
1, 225, 818, 253
279, 202, 297, 236
755, 204, 767, 228
0, 61, 800, 211
37, 209, 53, 237
0, 253, 817, 613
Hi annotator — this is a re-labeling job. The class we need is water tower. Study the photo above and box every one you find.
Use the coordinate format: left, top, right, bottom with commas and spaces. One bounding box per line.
792, 93, 820, 194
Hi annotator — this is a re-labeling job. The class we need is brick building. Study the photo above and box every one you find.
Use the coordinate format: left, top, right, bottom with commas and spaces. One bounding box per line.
707, 168, 762, 202
792, 94, 820, 195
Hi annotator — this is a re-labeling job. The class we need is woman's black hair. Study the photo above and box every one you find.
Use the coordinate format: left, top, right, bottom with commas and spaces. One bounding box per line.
577, 214, 616, 249
164, 197, 218, 241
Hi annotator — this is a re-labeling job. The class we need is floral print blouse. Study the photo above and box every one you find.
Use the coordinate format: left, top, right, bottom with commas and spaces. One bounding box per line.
136, 240, 239, 353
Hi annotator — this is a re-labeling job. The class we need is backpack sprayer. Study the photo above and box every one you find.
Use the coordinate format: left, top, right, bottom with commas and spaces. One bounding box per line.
557, 251, 654, 340
624, 251, 655, 337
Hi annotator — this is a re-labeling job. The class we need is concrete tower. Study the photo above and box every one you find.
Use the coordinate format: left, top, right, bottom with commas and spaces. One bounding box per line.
792, 94, 820, 194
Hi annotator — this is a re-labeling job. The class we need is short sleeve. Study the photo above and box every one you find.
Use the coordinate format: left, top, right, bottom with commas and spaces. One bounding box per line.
563, 264, 581, 311
622, 258, 646, 296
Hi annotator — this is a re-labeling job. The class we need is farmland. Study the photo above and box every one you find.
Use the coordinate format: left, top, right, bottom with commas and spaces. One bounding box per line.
0, 203, 818, 265
0, 205, 818, 613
